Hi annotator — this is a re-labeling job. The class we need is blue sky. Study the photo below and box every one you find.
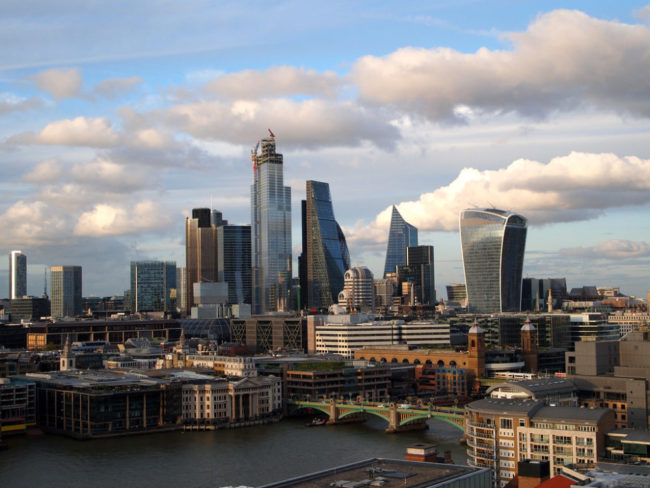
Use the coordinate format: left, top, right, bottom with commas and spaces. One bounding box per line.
1, 1, 650, 299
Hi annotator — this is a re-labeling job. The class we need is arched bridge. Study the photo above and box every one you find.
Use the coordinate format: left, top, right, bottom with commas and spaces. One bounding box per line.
289, 399, 465, 433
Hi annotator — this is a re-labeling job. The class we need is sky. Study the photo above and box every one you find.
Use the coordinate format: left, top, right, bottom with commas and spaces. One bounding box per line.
1, 1, 650, 300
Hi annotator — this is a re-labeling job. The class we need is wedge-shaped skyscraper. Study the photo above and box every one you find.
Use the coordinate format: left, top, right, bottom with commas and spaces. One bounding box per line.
300, 180, 350, 310
459, 208, 527, 313
383, 206, 418, 277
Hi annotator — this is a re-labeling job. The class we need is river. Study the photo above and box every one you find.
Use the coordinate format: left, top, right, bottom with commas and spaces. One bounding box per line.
0, 417, 466, 488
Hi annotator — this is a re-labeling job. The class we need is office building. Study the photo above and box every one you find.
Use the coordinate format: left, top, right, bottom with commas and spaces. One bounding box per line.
446, 283, 467, 307
185, 208, 226, 313
130, 261, 176, 313
250, 135, 291, 314
230, 316, 304, 353
383, 206, 418, 277
50, 266, 82, 318
460, 208, 527, 313
9, 297, 50, 321
9, 251, 27, 299
521, 278, 567, 311
300, 180, 350, 311
396, 246, 436, 306
338, 266, 374, 312
217, 225, 252, 305
176, 267, 187, 313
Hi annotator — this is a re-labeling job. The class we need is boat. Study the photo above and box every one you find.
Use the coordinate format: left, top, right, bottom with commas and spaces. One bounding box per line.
305, 417, 326, 427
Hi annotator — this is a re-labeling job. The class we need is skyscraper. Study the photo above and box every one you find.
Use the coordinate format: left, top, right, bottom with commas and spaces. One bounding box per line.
383, 206, 418, 277
396, 245, 436, 305
300, 180, 350, 310
50, 266, 82, 318
251, 134, 291, 314
185, 208, 226, 313
459, 208, 527, 313
217, 225, 252, 305
130, 261, 176, 313
176, 267, 187, 312
9, 250, 27, 299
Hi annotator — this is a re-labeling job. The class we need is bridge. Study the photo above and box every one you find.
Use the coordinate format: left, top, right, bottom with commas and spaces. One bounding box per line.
288, 399, 465, 433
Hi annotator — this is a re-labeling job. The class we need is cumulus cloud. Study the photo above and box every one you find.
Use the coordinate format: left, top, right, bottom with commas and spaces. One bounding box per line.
352, 9, 650, 121
0, 93, 42, 114
635, 5, 650, 21
10, 116, 120, 147
23, 158, 63, 183
204, 66, 341, 99
74, 200, 170, 236
30, 67, 82, 99
90, 76, 142, 99
345, 152, 650, 244
157, 98, 398, 149
560, 240, 650, 259
70, 159, 151, 191
0, 200, 69, 246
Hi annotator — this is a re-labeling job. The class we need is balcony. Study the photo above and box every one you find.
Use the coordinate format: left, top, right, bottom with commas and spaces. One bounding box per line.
467, 437, 494, 450
466, 420, 495, 429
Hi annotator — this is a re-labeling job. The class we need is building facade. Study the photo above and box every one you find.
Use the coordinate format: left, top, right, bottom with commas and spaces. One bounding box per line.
396, 246, 436, 306
460, 208, 527, 314
176, 267, 187, 313
50, 266, 82, 318
383, 206, 418, 277
338, 267, 375, 312
130, 260, 176, 313
230, 316, 304, 353
217, 225, 252, 306
9, 250, 27, 300
300, 180, 350, 311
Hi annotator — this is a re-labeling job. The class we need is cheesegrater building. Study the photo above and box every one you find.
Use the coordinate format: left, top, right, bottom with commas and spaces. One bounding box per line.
300, 180, 350, 311
460, 208, 527, 314
251, 135, 292, 314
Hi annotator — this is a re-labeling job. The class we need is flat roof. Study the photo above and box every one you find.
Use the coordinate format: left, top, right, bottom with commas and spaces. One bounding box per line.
466, 398, 544, 415
258, 458, 489, 488
532, 406, 611, 424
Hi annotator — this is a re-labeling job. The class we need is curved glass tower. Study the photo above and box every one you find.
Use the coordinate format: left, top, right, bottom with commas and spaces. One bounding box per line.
301, 180, 350, 310
251, 136, 292, 314
459, 208, 527, 313
383, 206, 418, 277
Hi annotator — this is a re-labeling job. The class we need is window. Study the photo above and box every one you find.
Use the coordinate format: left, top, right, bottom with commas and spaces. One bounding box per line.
501, 418, 513, 429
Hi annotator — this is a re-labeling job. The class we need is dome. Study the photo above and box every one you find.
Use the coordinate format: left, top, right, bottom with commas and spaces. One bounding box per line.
521, 318, 536, 332
468, 319, 484, 334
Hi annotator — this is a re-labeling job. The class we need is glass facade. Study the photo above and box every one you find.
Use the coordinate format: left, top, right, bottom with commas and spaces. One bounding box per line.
383, 206, 418, 277
460, 208, 527, 313
50, 266, 82, 318
396, 245, 436, 305
217, 225, 252, 305
301, 180, 350, 310
9, 251, 27, 299
130, 261, 176, 313
251, 137, 291, 314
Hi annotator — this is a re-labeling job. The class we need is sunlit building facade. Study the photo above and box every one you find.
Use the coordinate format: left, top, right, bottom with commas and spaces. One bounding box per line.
383, 206, 418, 277
9, 250, 27, 300
50, 265, 82, 318
300, 180, 350, 310
460, 208, 527, 314
251, 136, 292, 314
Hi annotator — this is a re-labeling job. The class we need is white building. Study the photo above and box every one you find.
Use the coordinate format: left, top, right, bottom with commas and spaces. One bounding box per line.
338, 267, 374, 312
186, 354, 258, 377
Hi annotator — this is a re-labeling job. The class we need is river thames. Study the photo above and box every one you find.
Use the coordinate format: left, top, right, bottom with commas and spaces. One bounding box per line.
0, 417, 466, 488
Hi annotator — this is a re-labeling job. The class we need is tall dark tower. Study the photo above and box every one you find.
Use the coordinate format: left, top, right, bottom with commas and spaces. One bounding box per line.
299, 180, 350, 310
185, 208, 226, 313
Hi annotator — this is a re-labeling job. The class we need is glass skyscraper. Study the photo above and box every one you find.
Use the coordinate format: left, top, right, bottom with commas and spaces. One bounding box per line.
50, 265, 82, 318
217, 225, 252, 305
130, 260, 176, 313
9, 250, 27, 299
383, 205, 418, 277
459, 208, 527, 313
251, 136, 291, 314
300, 180, 350, 310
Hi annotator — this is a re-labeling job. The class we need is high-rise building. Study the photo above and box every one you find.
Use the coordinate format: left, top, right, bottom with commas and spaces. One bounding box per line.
300, 180, 350, 311
250, 135, 291, 314
217, 225, 252, 305
383, 206, 418, 277
446, 283, 467, 307
130, 261, 176, 313
396, 245, 436, 305
338, 267, 375, 312
9, 251, 27, 299
459, 208, 527, 313
50, 266, 82, 318
185, 208, 226, 313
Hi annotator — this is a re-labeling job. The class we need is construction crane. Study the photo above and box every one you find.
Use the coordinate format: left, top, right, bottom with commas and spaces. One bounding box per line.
268, 128, 275, 138
251, 140, 260, 173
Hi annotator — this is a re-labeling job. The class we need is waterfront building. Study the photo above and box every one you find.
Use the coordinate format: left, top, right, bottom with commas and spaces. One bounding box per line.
299, 180, 350, 311
8, 251, 27, 300
383, 206, 418, 277
185, 208, 226, 313
230, 316, 304, 353
459, 208, 527, 313
130, 260, 176, 313
250, 135, 292, 314
217, 225, 252, 305
50, 265, 82, 318
0, 377, 35, 435
338, 266, 374, 312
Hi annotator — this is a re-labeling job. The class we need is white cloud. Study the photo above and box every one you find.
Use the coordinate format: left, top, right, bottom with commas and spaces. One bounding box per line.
10, 116, 120, 147
74, 200, 170, 237
23, 158, 62, 183
560, 239, 650, 259
635, 5, 650, 21
70, 159, 151, 191
0, 92, 42, 114
91, 76, 142, 99
345, 152, 650, 245
30, 67, 82, 99
204, 66, 341, 99
0, 200, 69, 246
352, 10, 650, 121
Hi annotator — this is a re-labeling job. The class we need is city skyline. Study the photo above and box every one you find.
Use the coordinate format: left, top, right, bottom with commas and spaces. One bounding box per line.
1, 2, 650, 298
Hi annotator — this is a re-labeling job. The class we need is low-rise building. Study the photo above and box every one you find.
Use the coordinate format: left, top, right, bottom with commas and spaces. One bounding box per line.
0, 377, 35, 435
185, 354, 257, 377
